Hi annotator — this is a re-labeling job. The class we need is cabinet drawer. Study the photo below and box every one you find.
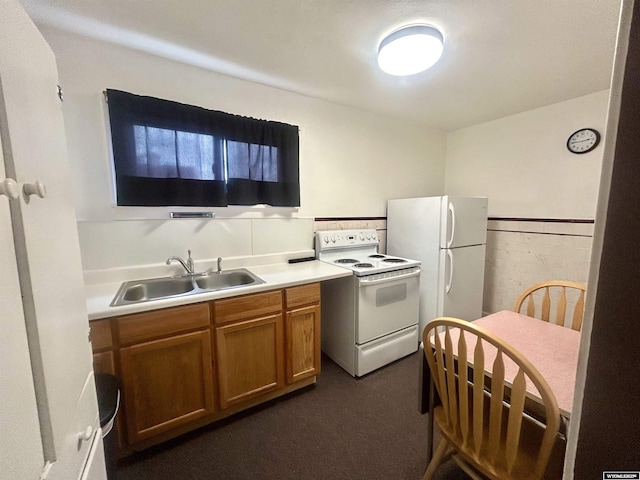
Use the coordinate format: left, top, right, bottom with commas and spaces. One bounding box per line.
89, 319, 113, 351
116, 303, 210, 345
285, 283, 320, 309
214, 291, 282, 325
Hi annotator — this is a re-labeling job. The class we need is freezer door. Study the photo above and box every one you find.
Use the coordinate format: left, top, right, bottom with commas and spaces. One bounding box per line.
387, 196, 442, 260
440, 196, 488, 248
438, 244, 486, 321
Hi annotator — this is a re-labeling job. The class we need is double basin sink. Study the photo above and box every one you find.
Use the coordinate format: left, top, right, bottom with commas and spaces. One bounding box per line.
110, 268, 265, 307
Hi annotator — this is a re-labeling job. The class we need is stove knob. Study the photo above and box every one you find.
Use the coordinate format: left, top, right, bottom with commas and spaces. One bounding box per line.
372, 232, 377, 241
323, 235, 329, 244
366, 232, 371, 240
359, 232, 364, 241
331, 234, 336, 243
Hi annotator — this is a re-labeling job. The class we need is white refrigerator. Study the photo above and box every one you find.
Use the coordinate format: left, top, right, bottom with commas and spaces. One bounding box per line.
387, 196, 488, 337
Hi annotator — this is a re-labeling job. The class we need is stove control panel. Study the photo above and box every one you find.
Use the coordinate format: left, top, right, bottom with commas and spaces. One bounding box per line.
316, 229, 378, 251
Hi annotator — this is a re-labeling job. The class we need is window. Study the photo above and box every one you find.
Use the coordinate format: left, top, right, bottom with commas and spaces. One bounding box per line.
106, 89, 300, 207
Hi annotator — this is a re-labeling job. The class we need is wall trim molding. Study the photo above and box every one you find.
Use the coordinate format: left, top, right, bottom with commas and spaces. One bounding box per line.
488, 217, 595, 223
314, 216, 387, 221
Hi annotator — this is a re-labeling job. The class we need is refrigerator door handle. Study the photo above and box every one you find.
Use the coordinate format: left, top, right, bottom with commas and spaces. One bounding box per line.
447, 202, 456, 248
446, 249, 454, 293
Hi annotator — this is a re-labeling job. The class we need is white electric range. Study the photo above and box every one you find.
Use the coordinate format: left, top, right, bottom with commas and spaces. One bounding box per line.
315, 229, 421, 376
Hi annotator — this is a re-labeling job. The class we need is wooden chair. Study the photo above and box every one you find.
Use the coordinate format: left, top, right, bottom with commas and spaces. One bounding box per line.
422, 317, 561, 480
514, 280, 587, 331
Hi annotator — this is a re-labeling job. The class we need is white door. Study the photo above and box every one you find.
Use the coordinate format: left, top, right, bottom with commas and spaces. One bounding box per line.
438, 244, 486, 321
440, 196, 488, 248
79, 430, 107, 480
0, 2, 104, 478
0, 130, 45, 480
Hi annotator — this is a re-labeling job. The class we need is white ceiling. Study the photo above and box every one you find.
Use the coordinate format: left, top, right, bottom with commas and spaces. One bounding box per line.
21, 0, 622, 131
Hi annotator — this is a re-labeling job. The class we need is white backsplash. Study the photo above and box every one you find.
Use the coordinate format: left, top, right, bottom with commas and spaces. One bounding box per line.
79, 215, 592, 315
78, 217, 314, 282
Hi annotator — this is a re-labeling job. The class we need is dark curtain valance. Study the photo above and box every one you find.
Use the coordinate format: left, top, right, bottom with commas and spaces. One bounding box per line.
106, 89, 300, 207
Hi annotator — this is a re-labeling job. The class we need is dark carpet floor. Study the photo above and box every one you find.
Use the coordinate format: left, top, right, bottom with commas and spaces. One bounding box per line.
116, 352, 467, 480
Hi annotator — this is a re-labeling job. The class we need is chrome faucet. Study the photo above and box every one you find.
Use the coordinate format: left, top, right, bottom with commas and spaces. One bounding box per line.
166, 249, 195, 275
216, 257, 223, 274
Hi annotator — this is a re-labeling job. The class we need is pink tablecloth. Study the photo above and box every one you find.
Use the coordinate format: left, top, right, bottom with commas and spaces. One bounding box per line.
434, 310, 581, 416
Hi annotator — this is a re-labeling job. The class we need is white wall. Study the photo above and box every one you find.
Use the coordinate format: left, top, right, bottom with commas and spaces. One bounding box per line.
443, 92, 611, 314
37, 27, 446, 274
42, 27, 446, 221
445, 90, 610, 219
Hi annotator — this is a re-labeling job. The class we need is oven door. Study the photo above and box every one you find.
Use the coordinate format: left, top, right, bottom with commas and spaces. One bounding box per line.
356, 267, 420, 344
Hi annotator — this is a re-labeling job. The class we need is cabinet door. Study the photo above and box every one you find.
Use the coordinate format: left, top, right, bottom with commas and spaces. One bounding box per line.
286, 304, 321, 383
216, 314, 284, 409
120, 330, 214, 444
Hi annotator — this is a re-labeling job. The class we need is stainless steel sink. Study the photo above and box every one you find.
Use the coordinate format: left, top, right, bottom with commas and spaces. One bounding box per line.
120, 276, 195, 303
194, 270, 260, 290
110, 268, 265, 307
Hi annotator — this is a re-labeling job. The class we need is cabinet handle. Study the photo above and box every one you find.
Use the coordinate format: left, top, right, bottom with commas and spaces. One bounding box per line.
0, 178, 19, 199
23, 180, 47, 199
77, 425, 94, 442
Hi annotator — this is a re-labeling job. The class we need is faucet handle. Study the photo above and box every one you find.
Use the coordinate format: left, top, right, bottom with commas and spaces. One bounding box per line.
217, 257, 223, 273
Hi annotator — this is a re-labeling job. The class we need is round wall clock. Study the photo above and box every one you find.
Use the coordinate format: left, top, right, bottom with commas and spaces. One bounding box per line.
567, 128, 601, 154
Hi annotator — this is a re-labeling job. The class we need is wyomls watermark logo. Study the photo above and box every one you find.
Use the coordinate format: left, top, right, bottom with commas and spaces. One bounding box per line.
603, 472, 640, 479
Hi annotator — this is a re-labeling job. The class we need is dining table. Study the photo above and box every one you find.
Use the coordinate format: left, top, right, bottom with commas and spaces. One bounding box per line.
418, 310, 582, 462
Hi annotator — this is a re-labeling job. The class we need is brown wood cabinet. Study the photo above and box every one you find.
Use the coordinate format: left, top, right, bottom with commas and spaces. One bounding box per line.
214, 291, 284, 409
89, 319, 115, 375
215, 313, 284, 409
89, 317, 125, 448
119, 329, 215, 443
90, 282, 321, 452
285, 283, 321, 384
116, 303, 214, 444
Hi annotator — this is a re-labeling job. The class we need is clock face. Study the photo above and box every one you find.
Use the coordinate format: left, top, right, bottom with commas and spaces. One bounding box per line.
567, 128, 600, 154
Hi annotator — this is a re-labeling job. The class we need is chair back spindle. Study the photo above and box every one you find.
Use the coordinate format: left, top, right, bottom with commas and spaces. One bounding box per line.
514, 280, 587, 331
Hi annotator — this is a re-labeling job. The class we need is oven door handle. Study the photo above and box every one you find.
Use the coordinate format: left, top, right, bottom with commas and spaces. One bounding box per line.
358, 268, 421, 286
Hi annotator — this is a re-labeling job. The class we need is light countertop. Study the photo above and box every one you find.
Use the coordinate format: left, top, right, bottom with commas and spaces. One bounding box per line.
85, 260, 352, 321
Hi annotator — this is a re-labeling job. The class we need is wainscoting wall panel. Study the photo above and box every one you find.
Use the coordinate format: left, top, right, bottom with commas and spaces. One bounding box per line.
483, 219, 593, 315
313, 217, 593, 319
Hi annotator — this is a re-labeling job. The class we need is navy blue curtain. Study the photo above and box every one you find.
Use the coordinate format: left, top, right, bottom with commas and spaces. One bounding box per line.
106, 89, 300, 207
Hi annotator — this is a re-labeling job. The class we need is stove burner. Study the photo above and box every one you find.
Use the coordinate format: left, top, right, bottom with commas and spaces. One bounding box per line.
383, 258, 407, 263
353, 263, 374, 268
368, 254, 385, 258
335, 258, 359, 264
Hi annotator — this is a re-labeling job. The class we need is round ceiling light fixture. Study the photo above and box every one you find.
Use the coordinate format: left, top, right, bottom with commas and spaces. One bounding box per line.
377, 24, 444, 76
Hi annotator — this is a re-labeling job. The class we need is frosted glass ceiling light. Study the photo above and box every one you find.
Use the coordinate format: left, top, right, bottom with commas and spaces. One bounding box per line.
377, 25, 444, 76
